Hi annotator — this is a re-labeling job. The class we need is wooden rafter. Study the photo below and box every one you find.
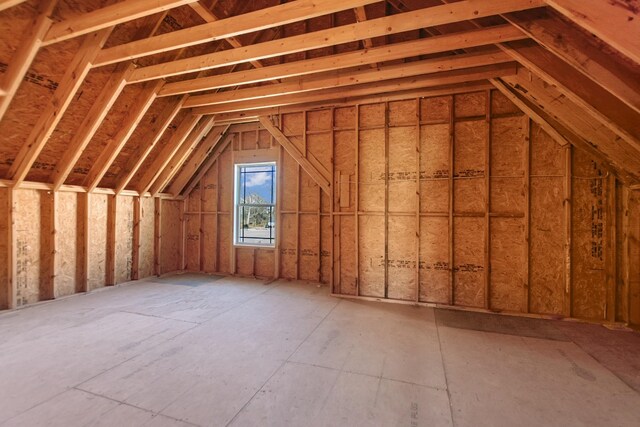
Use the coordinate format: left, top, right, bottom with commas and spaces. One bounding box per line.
52, 63, 135, 191
7, 28, 113, 187
502, 10, 640, 115
0, 0, 27, 12
137, 114, 203, 194
181, 132, 234, 197
191, 63, 517, 115
159, 25, 526, 97
169, 124, 230, 196
125, 0, 543, 82
0, 0, 56, 122
115, 98, 185, 195
501, 40, 640, 151
149, 117, 218, 196
42, 0, 196, 46
184, 51, 513, 108
93, 0, 381, 67
84, 80, 165, 192
545, 0, 640, 65
260, 117, 331, 194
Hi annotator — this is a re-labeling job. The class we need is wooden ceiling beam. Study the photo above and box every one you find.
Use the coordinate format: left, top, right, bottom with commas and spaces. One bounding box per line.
168, 124, 230, 196
7, 28, 113, 187
51, 63, 135, 191
259, 117, 331, 195
184, 50, 512, 108
93, 0, 382, 67
0, 0, 56, 122
137, 114, 203, 194
125, 0, 543, 82
149, 117, 218, 196
502, 10, 640, 115
191, 63, 516, 115
0, 0, 27, 12
84, 80, 165, 192
42, 0, 196, 46
502, 40, 640, 151
180, 132, 234, 197
545, 0, 640, 65
115, 98, 185, 195
159, 25, 527, 97
502, 69, 640, 182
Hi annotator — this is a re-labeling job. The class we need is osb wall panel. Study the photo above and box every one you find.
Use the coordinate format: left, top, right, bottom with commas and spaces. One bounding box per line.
115, 196, 134, 284
0, 188, 8, 309
14, 189, 42, 306
629, 191, 640, 327
87, 193, 107, 291
572, 149, 608, 320
54, 192, 78, 298
529, 123, 565, 315
138, 197, 155, 279
161, 200, 182, 274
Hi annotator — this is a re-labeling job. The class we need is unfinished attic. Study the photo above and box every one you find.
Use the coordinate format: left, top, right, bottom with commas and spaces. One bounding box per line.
1, 0, 640, 425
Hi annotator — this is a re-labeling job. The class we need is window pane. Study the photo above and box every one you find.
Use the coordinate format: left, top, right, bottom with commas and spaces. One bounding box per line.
235, 162, 276, 246
237, 206, 275, 245
238, 164, 275, 204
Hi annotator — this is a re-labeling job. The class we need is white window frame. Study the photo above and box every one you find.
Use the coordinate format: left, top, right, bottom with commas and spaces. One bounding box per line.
233, 161, 277, 248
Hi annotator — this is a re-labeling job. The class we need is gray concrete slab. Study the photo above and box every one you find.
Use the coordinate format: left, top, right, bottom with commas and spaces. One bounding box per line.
0, 274, 639, 427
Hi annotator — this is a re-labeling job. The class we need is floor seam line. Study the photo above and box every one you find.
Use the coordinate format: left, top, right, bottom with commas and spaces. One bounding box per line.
435, 311, 456, 427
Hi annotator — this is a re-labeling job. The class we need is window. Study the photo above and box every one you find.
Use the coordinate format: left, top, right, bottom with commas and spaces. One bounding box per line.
234, 162, 276, 247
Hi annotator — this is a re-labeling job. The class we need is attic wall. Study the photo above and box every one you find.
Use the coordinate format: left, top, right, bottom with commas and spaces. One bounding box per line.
0, 190, 157, 309
181, 89, 640, 326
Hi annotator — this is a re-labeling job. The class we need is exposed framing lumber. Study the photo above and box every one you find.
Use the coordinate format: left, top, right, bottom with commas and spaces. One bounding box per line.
159, 25, 527, 97
502, 10, 640, 115
115, 98, 185, 194
352, 6, 374, 50
193, 64, 517, 115
125, 0, 542, 82
52, 63, 135, 191
132, 196, 141, 280
42, 0, 196, 46
79, 192, 90, 293
181, 132, 234, 197
169, 124, 231, 196
94, 0, 381, 67
184, 51, 513, 108
545, 0, 640, 65
7, 28, 113, 187
154, 197, 162, 276
6, 188, 17, 309
41, 191, 55, 301
259, 116, 331, 194
137, 114, 204, 195
502, 41, 640, 150
148, 117, 217, 196
0, 0, 27, 12
85, 80, 165, 192
106, 195, 116, 286
0, 0, 56, 122
563, 145, 572, 316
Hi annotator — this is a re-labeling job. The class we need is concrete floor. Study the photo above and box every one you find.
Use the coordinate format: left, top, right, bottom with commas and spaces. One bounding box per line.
1, 274, 639, 427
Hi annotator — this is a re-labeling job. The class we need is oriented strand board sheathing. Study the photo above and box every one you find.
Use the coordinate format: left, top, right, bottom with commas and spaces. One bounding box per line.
629, 191, 640, 327
359, 103, 385, 128
201, 215, 217, 273
388, 100, 417, 126
299, 215, 319, 281
334, 130, 356, 211
54, 192, 78, 298
300, 173, 320, 212
217, 145, 233, 213
359, 129, 385, 212
334, 107, 355, 129
419, 217, 449, 304
421, 96, 451, 122
217, 214, 231, 274
281, 154, 298, 212
388, 126, 417, 213
490, 117, 526, 213
387, 216, 417, 301
490, 218, 525, 312
339, 215, 357, 295
454, 91, 486, 118
454, 121, 486, 213
279, 214, 297, 279
358, 215, 384, 297
202, 161, 219, 213
529, 124, 565, 315
572, 149, 608, 320
491, 89, 521, 116
87, 194, 107, 291
138, 197, 155, 279
14, 189, 41, 306
160, 200, 182, 274
320, 215, 332, 284
115, 196, 134, 284
235, 247, 254, 276
420, 124, 450, 213
255, 249, 275, 279
0, 188, 8, 309
453, 217, 485, 308
184, 213, 200, 271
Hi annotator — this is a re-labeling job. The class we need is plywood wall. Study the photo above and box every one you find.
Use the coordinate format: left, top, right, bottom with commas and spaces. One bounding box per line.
160, 199, 183, 274
0, 190, 158, 309
181, 89, 640, 326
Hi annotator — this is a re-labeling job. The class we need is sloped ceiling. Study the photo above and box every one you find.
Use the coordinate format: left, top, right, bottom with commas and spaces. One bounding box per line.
0, 0, 638, 196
